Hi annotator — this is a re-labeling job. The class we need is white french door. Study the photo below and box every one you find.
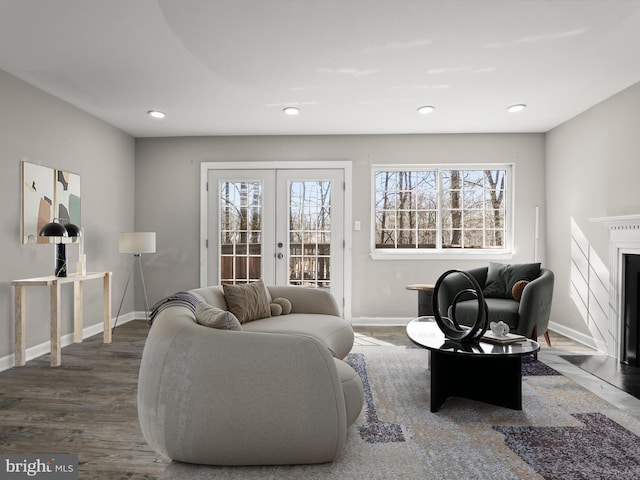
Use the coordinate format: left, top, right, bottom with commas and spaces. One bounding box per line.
204, 165, 346, 313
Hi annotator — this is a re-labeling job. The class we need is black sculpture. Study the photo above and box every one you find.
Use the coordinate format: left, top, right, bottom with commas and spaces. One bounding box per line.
432, 269, 489, 342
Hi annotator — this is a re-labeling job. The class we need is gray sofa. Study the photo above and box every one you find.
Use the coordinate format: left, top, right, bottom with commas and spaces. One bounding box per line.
137, 285, 364, 466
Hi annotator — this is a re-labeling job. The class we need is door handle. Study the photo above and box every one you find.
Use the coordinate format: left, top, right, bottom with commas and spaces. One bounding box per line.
277, 253, 284, 259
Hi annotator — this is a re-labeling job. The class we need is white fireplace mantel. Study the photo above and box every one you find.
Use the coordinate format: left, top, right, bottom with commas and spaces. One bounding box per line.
591, 215, 640, 358
591, 214, 640, 232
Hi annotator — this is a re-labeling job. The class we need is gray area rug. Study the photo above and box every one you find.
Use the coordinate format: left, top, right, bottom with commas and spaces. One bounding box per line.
159, 345, 640, 480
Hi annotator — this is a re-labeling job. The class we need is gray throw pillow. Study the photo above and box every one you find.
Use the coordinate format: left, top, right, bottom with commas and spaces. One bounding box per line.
483, 262, 540, 299
195, 302, 242, 330
222, 279, 272, 324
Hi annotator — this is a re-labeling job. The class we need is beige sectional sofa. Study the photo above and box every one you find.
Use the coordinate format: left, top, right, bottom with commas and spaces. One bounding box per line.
137, 285, 364, 466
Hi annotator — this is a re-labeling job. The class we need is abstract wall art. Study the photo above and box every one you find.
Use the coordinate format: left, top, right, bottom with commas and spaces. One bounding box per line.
21, 161, 81, 244
56, 169, 81, 226
21, 161, 55, 244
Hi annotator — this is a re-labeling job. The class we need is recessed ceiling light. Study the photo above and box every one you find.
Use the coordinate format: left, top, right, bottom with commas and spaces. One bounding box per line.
282, 106, 300, 116
147, 110, 166, 119
417, 105, 436, 114
507, 104, 527, 113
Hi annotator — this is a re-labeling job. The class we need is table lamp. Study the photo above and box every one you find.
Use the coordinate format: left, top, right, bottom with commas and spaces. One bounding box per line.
114, 232, 156, 331
39, 220, 81, 277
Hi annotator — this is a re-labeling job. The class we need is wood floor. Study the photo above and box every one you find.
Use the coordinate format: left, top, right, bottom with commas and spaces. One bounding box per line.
0, 320, 599, 479
0, 320, 169, 479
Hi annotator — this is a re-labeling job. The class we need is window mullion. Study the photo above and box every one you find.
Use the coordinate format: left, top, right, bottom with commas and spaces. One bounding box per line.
436, 169, 442, 250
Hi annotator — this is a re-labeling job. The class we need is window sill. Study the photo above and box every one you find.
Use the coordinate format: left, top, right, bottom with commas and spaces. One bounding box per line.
369, 250, 514, 261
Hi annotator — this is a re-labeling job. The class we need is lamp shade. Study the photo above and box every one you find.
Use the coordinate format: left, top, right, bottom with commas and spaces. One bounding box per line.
39, 221, 69, 238
64, 223, 82, 237
119, 232, 156, 254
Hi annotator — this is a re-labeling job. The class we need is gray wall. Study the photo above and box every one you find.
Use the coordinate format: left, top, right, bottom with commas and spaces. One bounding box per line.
135, 133, 546, 321
546, 80, 640, 340
0, 70, 135, 364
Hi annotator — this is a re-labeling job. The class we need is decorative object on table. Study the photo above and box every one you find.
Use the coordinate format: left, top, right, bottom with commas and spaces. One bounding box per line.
76, 227, 86, 275
114, 232, 156, 331
481, 331, 527, 345
21, 161, 81, 245
490, 320, 509, 337
432, 269, 488, 342
38, 220, 81, 277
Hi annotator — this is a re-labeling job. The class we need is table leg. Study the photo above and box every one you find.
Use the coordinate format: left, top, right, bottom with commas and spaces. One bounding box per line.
50, 283, 61, 367
417, 290, 434, 316
103, 272, 112, 344
14, 286, 26, 367
74, 280, 83, 343
430, 351, 523, 412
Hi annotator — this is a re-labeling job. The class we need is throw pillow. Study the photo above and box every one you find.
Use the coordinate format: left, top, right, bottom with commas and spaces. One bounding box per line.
270, 303, 283, 316
483, 262, 541, 299
511, 280, 529, 302
483, 262, 509, 298
222, 279, 272, 324
272, 297, 292, 315
195, 302, 242, 331
504, 263, 540, 292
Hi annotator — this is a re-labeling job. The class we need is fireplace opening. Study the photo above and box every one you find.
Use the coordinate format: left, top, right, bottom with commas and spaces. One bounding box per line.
623, 254, 640, 366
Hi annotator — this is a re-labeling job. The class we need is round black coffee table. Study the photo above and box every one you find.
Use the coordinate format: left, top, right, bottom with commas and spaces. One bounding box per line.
406, 317, 540, 412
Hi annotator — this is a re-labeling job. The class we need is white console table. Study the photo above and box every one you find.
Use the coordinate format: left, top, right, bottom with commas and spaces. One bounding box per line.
12, 272, 112, 367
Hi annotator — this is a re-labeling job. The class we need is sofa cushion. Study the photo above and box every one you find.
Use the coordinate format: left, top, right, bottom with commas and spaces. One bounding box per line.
450, 298, 520, 331
241, 313, 354, 359
222, 280, 272, 323
195, 302, 242, 331
483, 262, 541, 299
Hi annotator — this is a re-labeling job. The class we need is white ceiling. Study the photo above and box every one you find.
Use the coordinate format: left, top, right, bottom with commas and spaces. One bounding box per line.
1, 0, 639, 137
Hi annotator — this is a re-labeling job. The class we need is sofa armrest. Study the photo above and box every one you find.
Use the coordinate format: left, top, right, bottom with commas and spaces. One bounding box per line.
267, 285, 340, 316
516, 268, 554, 338
138, 311, 349, 466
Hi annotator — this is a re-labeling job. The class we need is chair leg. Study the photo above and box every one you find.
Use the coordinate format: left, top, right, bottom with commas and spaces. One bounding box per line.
530, 325, 539, 360
543, 330, 551, 347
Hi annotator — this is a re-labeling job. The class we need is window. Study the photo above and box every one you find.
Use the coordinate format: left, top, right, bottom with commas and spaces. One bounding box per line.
372, 165, 512, 257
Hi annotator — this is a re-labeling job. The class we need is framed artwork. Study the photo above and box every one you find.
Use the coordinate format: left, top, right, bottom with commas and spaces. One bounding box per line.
56, 169, 81, 226
21, 161, 55, 244
21, 161, 81, 244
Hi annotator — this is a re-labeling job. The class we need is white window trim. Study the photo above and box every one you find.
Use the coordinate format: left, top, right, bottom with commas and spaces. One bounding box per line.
369, 163, 515, 260
200, 160, 353, 319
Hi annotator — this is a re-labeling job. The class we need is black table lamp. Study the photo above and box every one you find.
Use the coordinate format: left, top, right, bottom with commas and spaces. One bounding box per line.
39, 220, 81, 277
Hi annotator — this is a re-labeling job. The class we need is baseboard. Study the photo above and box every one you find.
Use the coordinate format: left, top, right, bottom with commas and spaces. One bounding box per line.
0, 311, 144, 373
548, 320, 599, 351
351, 317, 413, 326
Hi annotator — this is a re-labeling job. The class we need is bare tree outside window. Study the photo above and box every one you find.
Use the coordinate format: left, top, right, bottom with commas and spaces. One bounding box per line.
289, 181, 332, 288
219, 181, 262, 284
374, 167, 508, 252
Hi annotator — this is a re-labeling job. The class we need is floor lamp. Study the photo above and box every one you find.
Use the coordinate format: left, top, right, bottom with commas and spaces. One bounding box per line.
114, 232, 156, 332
